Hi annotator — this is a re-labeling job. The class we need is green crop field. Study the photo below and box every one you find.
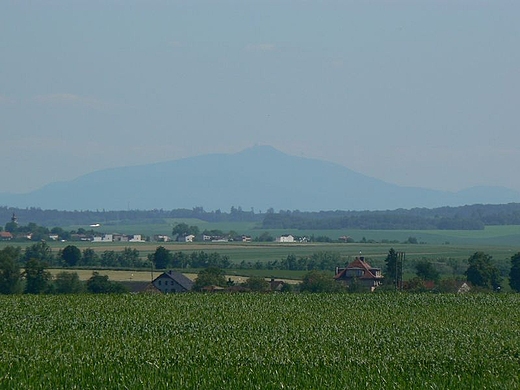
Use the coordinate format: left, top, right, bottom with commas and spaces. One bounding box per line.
1, 293, 519, 389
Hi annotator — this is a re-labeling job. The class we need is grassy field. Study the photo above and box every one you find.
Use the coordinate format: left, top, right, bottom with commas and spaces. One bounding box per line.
1, 293, 519, 389
3, 237, 519, 284
4, 239, 519, 264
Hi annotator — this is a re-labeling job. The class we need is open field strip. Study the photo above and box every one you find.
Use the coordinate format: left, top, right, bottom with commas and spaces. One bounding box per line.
1, 293, 519, 389
47, 269, 301, 285
6, 240, 518, 265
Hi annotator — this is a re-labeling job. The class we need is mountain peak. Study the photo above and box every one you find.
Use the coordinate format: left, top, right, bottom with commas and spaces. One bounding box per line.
236, 145, 285, 157
0, 148, 519, 211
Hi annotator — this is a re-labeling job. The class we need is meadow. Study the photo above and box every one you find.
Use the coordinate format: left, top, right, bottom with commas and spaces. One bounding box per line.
1, 293, 519, 389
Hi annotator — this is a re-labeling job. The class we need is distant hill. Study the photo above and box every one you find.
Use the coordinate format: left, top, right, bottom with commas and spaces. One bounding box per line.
0, 145, 519, 211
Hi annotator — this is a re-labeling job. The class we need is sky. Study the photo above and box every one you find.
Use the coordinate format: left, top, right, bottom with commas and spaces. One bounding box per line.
1, 0, 519, 195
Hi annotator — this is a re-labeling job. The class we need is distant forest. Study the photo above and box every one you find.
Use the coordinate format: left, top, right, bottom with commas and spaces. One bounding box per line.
2, 203, 520, 230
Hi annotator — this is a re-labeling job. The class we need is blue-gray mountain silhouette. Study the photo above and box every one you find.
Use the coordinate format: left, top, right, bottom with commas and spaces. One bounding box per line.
0, 145, 518, 211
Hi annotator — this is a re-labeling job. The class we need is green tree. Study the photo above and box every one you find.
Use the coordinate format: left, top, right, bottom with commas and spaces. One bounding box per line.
256, 232, 274, 242
82, 248, 100, 266
244, 276, 269, 292
384, 248, 398, 285
61, 245, 81, 267
118, 247, 140, 267
24, 258, 52, 294
415, 260, 440, 282
50, 227, 70, 241
465, 252, 502, 291
86, 272, 126, 294
148, 246, 172, 269
509, 252, 520, 292
300, 270, 343, 293
0, 246, 22, 294
172, 223, 199, 239
24, 241, 54, 264
4, 221, 18, 233
54, 271, 83, 294
100, 251, 118, 267
193, 267, 226, 291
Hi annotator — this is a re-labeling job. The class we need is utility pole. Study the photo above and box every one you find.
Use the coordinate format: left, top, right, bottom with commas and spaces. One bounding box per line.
396, 252, 405, 290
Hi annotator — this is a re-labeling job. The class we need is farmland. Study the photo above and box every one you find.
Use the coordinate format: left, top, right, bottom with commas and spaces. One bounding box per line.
1, 293, 519, 389
2, 232, 519, 286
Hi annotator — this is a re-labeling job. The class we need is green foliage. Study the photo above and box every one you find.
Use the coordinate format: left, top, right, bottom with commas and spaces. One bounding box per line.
61, 245, 81, 267
50, 226, 70, 240
406, 236, 418, 244
24, 259, 52, 294
415, 260, 440, 282
4, 221, 18, 233
193, 267, 226, 291
82, 248, 100, 266
243, 276, 269, 292
171, 223, 199, 238
24, 242, 54, 265
86, 272, 127, 294
255, 231, 274, 242
149, 246, 172, 269
0, 294, 520, 388
0, 246, 22, 294
465, 252, 502, 291
509, 252, 520, 292
53, 272, 83, 294
300, 270, 343, 293
384, 248, 398, 284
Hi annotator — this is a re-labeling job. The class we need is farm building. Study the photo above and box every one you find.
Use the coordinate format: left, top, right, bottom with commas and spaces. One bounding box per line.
276, 234, 295, 243
334, 257, 384, 292
152, 270, 193, 293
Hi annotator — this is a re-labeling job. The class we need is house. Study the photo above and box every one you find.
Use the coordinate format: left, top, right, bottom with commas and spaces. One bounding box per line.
276, 234, 295, 243
334, 256, 384, 292
154, 235, 171, 242
92, 234, 113, 242
233, 235, 252, 242
177, 234, 195, 243
269, 278, 286, 292
112, 234, 129, 242
152, 270, 193, 293
0, 231, 13, 240
129, 234, 145, 242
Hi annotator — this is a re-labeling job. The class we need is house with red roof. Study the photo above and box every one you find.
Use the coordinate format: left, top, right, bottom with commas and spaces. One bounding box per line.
334, 256, 384, 292
0, 231, 13, 240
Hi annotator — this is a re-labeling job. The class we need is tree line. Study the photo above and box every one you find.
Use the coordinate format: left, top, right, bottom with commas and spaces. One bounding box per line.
2, 241, 520, 295
4, 203, 520, 230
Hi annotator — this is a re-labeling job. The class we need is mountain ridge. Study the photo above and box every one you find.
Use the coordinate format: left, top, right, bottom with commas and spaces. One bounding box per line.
0, 145, 519, 211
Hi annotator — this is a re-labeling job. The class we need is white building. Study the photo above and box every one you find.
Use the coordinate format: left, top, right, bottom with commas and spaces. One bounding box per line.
276, 234, 295, 243
92, 234, 113, 242
129, 234, 145, 242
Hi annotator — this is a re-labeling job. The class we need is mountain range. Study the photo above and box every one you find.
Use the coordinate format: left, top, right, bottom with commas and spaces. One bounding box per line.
1, 145, 519, 212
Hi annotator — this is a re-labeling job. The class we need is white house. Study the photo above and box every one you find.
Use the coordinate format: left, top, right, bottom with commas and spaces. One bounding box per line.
276, 234, 295, 243
92, 234, 113, 242
178, 234, 195, 243
129, 234, 145, 242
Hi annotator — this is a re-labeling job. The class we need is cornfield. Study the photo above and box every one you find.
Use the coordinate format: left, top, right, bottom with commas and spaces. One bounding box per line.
1, 293, 519, 389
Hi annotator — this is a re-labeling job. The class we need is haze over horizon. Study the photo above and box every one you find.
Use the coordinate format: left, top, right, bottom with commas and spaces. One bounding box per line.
1, 1, 519, 195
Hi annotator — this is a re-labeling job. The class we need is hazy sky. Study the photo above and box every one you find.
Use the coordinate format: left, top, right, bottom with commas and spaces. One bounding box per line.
1, 1, 519, 194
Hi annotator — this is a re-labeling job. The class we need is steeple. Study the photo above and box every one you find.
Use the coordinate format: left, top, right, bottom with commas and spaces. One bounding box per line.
11, 213, 18, 225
